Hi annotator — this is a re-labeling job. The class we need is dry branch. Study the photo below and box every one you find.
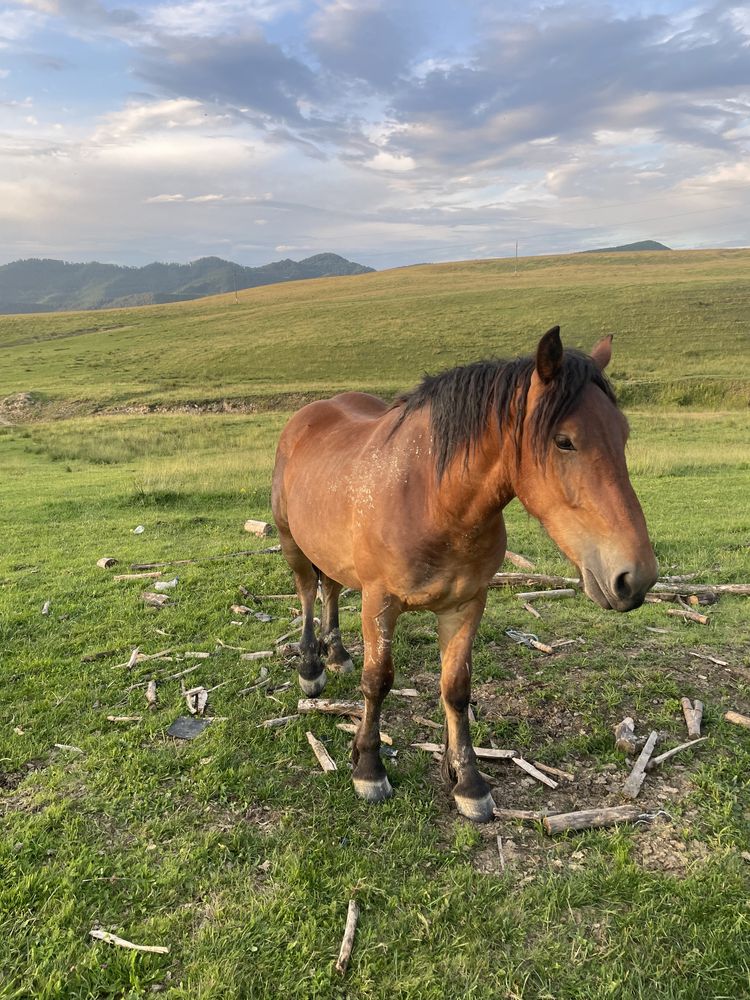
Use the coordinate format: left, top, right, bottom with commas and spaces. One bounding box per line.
146, 680, 158, 710
688, 651, 728, 666
142, 592, 170, 608
666, 608, 709, 625
244, 519, 272, 537
391, 688, 419, 697
113, 572, 161, 581
258, 714, 299, 728
107, 715, 141, 723
96, 557, 118, 569
306, 731, 337, 772
622, 730, 658, 798
724, 710, 750, 729
490, 572, 580, 589
504, 551, 536, 570
522, 602, 542, 619
411, 742, 516, 761
412, 715, 443, 731
123, 663, 201, 693
298, 698, 364, 717
543, 805, 643, 835
681, 697, 704, 738
516, 588, 577, 602
240, 650, 274, 661
54, 743, 84, 754
646, 736, 708, 770
652, 582, 750, 596
532, 761, 574, 782
493, 808, 547, 821
336, 722, 393, 745
512, 757, 558, 788
89, 929, 169, 955
335, 899, 360, 975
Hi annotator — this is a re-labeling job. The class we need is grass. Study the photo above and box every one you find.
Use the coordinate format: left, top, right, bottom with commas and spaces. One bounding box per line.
1, 405, 749, 999
0, 249, 749, 414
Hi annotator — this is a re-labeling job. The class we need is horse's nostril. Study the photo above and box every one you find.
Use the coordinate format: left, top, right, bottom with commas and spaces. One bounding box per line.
614, 571, 633, 600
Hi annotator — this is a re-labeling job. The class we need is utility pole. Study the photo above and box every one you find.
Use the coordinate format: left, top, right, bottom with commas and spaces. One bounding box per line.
514, 240, 518, 275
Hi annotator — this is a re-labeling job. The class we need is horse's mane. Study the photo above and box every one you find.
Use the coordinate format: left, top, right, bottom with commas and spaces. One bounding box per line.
390, 350, 617, 480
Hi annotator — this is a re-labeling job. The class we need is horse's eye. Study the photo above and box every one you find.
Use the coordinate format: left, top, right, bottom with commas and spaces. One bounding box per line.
554, 434, 576, 451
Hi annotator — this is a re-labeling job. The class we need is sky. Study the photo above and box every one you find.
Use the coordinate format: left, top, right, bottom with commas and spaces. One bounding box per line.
0, 0, 749, 268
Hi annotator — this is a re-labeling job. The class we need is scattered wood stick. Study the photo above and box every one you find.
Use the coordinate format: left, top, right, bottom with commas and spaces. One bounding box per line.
298, 698, 364, 717
652, 582, 750, 596
504, 551, 535, 570
512, 757, 558, 788
113, 648, 173, 670
142, 592, 170, 608
622, 730, 658, 798
666, 608, 709, 625
532, 761, 574, 782
493, 808, 547, 821
236, 677, 271, 696
41, 600, 50, 616
724, 710, 750, 729
614, 717, 638, 755
274, 626, 304, 646
146, 680, 158, 710
244, 519, 272, 537
391, 688, 419, 697
258, 714, 299, 728
335, 899, 360, 976
184, 651, 211, 659
106, 715, 142, 723
336, 722, 393, 746
516, 588, 577, 602
688, 651, 728, 666
543, 805, 644, 836
231, 604, 253, 615
496, 835, 506, 870
239, 650, 275, 661
54, 743, 84, 754
89, 929, 169, 955
412, 715, 442, 731
96, 557, 118, 569
306, 731, 337, 772
646, 736, 708, 770
123, 663, 201, 693
130, 546, 281, 571
411, 742, 516, 761
490, 573, 581, 589
184, 687, 208, 716
681, 697, 704, 738
113, 572, 162, 581
522, 602, 542, 619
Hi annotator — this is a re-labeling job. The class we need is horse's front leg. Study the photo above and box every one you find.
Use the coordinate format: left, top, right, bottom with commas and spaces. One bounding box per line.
438, 593, 495, 823
351, 590, 401, 803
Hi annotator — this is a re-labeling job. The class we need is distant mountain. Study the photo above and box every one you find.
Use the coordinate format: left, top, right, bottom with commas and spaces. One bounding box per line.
581, 240, 671, 254
0, 253, 374, 314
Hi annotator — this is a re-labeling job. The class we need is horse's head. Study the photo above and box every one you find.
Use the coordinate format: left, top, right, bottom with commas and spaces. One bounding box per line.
515, 326, 658, 611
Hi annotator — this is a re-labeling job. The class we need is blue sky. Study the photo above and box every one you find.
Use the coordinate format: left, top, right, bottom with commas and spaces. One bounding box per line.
0, 0, 748, 267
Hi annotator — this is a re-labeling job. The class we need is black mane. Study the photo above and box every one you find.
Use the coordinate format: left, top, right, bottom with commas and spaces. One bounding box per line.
391, 350, 617, 480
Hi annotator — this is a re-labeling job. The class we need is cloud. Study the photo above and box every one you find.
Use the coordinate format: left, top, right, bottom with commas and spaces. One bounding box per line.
145, 0, 300, 36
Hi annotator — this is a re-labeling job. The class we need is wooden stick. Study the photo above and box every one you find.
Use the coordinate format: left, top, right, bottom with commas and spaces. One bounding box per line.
336, 722, 393, 746
96, 557, 118, 569
335, 899, 359, 975
522, 602, 542, 619
411, 742, 516, 761
622, 730, 658, 798
646, 736, 708, 770
666, 608, 709, 625
244, 519, 272, 537
391, 688, 419, 697
142, 592, 170, 608
54, 743, 84, 753
724, 710, 750, 729
146, 680, 158, 710
89, 929, 169, 954
490, 573, 581, 589
239, 650, 274, 661
543, 805, 643, 835
493, 808, 547, 821
113, 649, 172, 670
496, 835, 505, 870
504, 551, 536, 570
516, 588, 577, 602
306, 731, 337, 772
412, 715, 442, 730
123, 663, 201, 693
614, 716, 638, 755
258, 714, 299, 728
532, 761, 574, 782
512, 757, 558, 788
681, 697, 704, 738
298, 698, 364, 717
688, 651, 728, 666
130, 546, 280, 571
652, 582, 750, 596
107, 715, 142, 723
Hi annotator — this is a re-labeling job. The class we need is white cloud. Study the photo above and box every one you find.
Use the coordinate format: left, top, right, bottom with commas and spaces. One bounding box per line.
145, 0, 299, 36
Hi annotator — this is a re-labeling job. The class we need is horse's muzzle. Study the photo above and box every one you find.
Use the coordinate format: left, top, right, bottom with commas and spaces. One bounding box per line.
582, 561, 658, 612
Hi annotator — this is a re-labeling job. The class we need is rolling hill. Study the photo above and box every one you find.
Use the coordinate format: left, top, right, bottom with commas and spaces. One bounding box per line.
582, 240, 671, 254
0, 253, 373, 314
0, 247, 748, 418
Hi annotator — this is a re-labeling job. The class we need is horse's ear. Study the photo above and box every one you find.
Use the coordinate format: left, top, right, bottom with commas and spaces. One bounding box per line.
536, 325, 563, 383
590, 333, 613, 371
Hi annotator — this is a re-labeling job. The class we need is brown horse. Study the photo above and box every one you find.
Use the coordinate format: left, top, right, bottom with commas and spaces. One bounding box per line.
271, 326, 657, 821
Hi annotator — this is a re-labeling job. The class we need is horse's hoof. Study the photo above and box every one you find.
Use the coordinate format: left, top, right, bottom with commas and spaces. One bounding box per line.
353, 775, 393, 803
298, 670, 327, 697
454, 790, 495, 823
329, 657, 354, 675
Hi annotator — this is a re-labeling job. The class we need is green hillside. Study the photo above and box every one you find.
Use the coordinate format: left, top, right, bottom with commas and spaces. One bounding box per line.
0, 253, 373, 313
1, 247, 749, 418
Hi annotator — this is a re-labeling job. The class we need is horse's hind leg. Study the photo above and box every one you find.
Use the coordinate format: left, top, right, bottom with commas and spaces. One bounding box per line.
278, 530, 326, 696
437, 594, 495, 823
320, 574, 353, 674
351, 589, 400, 803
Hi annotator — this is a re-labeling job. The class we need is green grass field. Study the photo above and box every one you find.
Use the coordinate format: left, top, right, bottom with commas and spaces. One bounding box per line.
1, 251, 749, 999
